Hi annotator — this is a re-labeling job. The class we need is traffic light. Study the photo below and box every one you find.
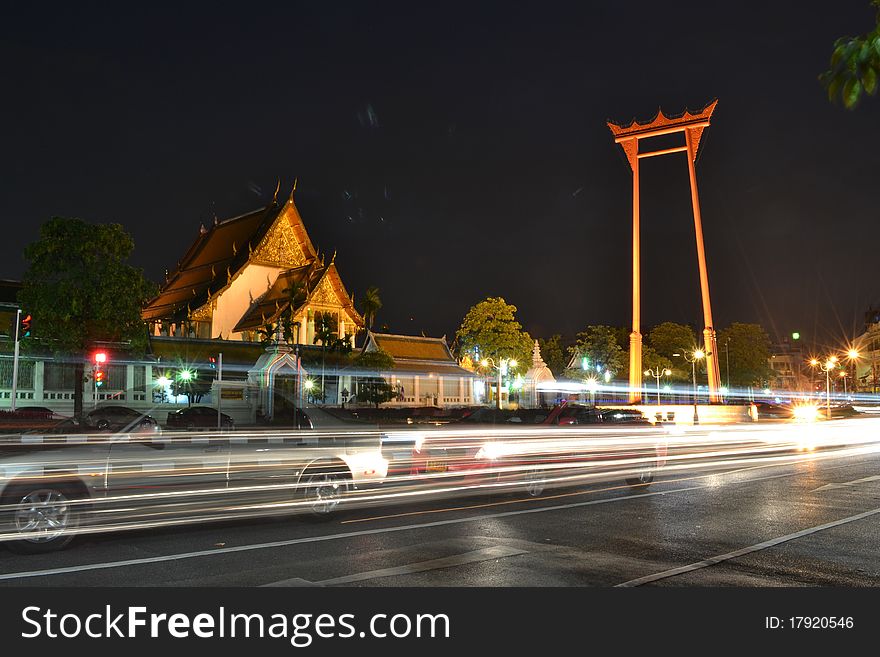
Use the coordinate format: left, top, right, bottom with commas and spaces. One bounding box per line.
93, 352, 107, 388
19, 313, 32, 338
209, 356, 217, 369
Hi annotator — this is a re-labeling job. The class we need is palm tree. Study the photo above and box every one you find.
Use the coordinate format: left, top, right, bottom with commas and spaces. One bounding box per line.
314, 311, 339, 402
279, 278, 310, 343
360, 285, 382, 331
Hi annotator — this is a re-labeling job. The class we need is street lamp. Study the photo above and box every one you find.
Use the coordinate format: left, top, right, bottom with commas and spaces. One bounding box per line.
682, 349, 706, 425
585, 377, 599, 407
809, 358, 836, 419
845, 348, 859, 396
644, 367, 672, 405
479, 356, 516, 410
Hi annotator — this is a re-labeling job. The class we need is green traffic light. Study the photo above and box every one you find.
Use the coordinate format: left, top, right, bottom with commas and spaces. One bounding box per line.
791, 332, 800, 340
178, 369, 194, 381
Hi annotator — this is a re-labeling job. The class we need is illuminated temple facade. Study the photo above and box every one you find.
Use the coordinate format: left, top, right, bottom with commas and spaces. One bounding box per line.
0, 187, 485, 422
143, 188, 363, 345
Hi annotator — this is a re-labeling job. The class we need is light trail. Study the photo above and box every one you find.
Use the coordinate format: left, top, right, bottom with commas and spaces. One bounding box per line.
1, 418, 879, 549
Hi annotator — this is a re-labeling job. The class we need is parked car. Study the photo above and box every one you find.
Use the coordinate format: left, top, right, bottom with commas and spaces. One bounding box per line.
86, 405, 160, 433
166, 406, 234, 430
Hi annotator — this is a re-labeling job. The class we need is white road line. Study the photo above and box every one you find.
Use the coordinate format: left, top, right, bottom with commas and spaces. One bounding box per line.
0, 485, 701, 582
812, 474, 880, 492
263, 545, 527, 587
616, 506, 880, 587
0, 461, 862, 582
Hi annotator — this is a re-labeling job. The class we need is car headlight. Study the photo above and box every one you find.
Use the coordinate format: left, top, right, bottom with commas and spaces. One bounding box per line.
475, 442, 505, 460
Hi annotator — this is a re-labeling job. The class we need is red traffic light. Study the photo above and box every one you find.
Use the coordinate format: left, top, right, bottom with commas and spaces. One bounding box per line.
94, 352, 107, 364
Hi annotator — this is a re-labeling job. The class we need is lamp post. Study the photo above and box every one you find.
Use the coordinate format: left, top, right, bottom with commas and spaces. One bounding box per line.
682, 349, 706, 425
585, 377, 599, 407
480, 357, 516, 410
845, 348, 859, 398
644, 367, 671, 405
810, 357, 837, 419
723, 337, 731, 403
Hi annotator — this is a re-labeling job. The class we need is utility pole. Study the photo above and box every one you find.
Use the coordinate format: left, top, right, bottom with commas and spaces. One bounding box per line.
724, 337, 730, 402
10, 309, 21, 412
216, 352, 223, 429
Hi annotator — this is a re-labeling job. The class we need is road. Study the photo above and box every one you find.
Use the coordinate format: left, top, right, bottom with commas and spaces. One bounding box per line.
1, 427, 877, 587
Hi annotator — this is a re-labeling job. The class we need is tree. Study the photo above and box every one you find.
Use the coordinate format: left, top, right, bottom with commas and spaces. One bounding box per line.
314, 311, 340, 402
565, 325, 625, 380
18, 217, 155, 418
352, 349, 396, 408
820, 1, 880, 109
717, 323, 774, 388
647, 322, 697, 359
647, 322, 698, 382
256, 278, 312, 345
456, 297, 533, 369
360, 285, 382, 331
642, 346, 674, 374
537, 334, 568, 376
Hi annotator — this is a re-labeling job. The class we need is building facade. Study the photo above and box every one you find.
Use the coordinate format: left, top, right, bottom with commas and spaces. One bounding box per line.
361, 332, 477, 407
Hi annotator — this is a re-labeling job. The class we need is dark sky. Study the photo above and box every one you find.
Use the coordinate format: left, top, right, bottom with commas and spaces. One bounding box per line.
1, 2, 878, 350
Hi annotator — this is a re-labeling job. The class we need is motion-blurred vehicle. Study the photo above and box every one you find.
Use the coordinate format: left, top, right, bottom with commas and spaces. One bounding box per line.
752, 402, 793, 420
406, 407, 667, 497
166, 406, 234, 431
540, 402, 653, 426
0, 428, 388, 553
86, 405, 160, 433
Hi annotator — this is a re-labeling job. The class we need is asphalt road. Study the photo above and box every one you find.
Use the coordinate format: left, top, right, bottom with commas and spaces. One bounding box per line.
1, 430, 878, 588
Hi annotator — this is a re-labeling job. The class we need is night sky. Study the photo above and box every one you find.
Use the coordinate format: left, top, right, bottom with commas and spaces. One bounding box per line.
1, 2, 878, 349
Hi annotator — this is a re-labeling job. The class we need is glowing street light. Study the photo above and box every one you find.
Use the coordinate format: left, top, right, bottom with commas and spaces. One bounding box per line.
681, 348, 706, 425
810, 358, 836, 419
585, 377, 599, 407
644, 367, 672, 405
478, 356, 517, 410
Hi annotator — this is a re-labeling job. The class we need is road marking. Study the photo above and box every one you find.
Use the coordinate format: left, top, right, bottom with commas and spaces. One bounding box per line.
0, 459, 862, 582
0, 485, 700, 582
263, 545, 527, 587
616, 506, 880, 587
341, 458, 850, 524
812, 474, 880, 492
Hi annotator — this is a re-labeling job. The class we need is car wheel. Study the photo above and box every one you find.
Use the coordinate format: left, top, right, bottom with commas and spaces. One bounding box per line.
96, 419, 110, 431
301, 469, 350, 518
524, 466, 547, 497
3, 483, 82, 554
625, 469, 655, 488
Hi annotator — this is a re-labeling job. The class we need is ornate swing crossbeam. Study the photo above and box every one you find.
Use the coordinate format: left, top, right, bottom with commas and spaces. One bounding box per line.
607, 99, 722, 404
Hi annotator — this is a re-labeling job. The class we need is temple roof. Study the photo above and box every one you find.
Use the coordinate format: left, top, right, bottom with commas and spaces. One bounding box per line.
233, 263, 319, 332
365, 332, 456, 362
232, 259, 363, 332
142, 194, 319, 322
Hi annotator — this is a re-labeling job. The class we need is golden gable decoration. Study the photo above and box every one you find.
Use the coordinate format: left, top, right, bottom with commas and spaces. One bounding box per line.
251, 213, 307, 268
311, 275, 338, 306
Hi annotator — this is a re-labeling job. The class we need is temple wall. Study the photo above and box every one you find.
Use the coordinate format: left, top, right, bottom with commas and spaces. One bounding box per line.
212, 263, 283, 339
